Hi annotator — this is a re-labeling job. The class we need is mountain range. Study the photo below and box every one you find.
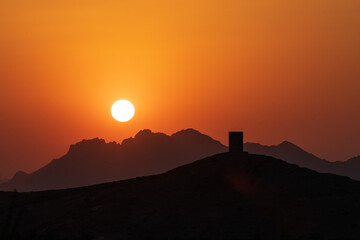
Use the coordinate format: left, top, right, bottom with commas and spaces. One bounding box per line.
1, 152, 360, 239
1, 129, 360, 192
244, 141, 360, 180
0, 129, 226, 191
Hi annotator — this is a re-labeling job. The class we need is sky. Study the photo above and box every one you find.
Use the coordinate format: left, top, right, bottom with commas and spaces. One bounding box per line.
0, 0, 359, 178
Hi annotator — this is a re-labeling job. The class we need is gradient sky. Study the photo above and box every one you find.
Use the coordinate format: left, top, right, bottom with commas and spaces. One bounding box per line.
1, 0, 359, 178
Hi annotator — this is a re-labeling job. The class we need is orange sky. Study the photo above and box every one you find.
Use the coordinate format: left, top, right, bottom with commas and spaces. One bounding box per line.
1, 0, 360, 178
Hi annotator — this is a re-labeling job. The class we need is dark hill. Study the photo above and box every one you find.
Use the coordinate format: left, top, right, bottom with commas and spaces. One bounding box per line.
1, 152, 360, 239
244, 142, 360, 180
0, 129, 226, 192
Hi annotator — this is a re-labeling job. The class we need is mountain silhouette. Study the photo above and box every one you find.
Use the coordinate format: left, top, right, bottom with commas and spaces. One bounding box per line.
244, 141, 360, 180
0, 129, 227, 192
1, 152, 360, 239
3, 130, 360, 192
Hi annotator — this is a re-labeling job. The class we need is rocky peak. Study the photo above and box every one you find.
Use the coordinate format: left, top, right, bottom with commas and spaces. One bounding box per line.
68, 138, 107, 154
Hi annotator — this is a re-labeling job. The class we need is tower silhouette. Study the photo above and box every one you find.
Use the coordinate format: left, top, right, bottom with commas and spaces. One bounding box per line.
229, 131, 243, 153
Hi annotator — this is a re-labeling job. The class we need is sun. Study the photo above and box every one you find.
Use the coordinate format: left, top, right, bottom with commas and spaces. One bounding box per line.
111, 100, 135, 122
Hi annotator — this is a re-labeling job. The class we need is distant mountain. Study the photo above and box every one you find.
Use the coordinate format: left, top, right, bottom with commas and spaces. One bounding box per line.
244, 141, 331, 170
0, 129, 227, 192
244, 141, 360, 180
330, 156, 360, 179
3, 129, 360, 192
1, 152, 360, 239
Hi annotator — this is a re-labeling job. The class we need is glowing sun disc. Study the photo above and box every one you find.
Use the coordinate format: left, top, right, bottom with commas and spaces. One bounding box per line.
111, 100, 135, 122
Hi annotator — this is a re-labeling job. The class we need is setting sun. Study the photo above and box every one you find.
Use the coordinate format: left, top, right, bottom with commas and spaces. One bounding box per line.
111, 100, 135, 122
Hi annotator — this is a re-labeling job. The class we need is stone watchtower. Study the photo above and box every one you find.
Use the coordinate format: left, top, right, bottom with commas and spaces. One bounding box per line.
229, 131, 244, 153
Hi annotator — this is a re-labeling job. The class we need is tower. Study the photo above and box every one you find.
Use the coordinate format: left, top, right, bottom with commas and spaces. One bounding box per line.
229, 131, 243, 153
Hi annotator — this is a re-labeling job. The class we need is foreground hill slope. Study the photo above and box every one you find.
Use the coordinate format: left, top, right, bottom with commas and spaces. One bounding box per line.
1, 152, 360, 239
0, 129, 227, 192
